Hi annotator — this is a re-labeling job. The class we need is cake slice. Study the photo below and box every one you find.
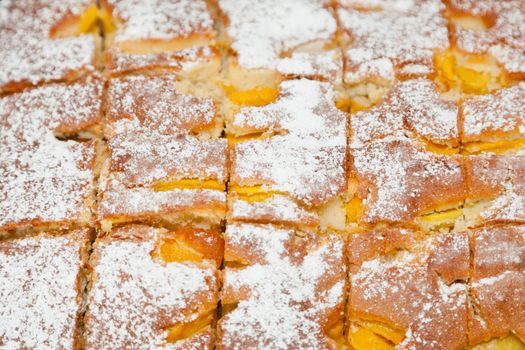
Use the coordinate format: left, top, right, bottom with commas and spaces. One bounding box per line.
464, 154, 525, 227
0, 229, 91, 350
446, 0, 525, 81
227, 79, 347, 231
217, 0, 342, 101
468, 224, 525, 347
84, 225, 221, 349
349, 138, 467, 232
102, 0, 220, 83
460, 83, 525, 155
0, 0, 100, 94
218, 223, 347, 349
0, 75, 104, 234
347, 227, 469, 350
98, 75, 227, 232
336, 0, 449, 109
349, 78, 460, 151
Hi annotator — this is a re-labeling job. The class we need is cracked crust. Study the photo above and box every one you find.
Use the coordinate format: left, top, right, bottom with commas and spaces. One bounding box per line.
348, 227, 469, 350
469, 225, 525, 345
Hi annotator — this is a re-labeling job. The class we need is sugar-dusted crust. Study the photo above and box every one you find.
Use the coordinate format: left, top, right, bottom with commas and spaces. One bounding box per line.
0, 76, 104, 232
84, 225, 220, 349
219, 223, 346, 349
0, 229, 90, 350
461, 82, 525, 143
447, 0, 525, 77
348, 227, 469, 350
230, 79, 347, 206
102, 0, 219, 76
337, 0, 449, 84
466, 154, 525, 225
227, 194, 320, 228
469, 225, 525, 345
98, 131, 228, 228
351, 138, 466, 225
104, 75, 221, 137
350, 78, 459, 148
105, 46, 220, 77
218, 0, 341, 82
0, 0, 98, 93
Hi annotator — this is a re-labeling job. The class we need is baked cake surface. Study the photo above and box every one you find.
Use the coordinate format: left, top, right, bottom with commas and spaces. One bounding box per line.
219, 223, 346, 349
0, 76, 103, 233
98, 75, 227, 231
1, 0, 525, 348
0, 229, 89, 350
85, 225, 221, 349
0, 0, 99, 93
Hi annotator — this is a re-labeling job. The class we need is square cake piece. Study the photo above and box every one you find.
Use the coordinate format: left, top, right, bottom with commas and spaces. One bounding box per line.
465, 154, 525, 227
219, 223, 347, 349
227, 79, 347, 231
102, 0, 220, 80
98, 75, 228, 232
217, 0, 342, 97
84, 225, 222, 349
0, 75, 104, 233
468, 224, 525, 347
347, 227, 469, 350
336, 0, 449, 107
0, 229, 91, 350
0, 0, 100, 94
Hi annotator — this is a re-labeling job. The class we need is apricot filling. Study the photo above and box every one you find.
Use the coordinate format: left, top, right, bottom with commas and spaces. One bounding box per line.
462, 138, 525, 155
346, 196, 363, 224
151, 179, 225, 192
77, 5, 115, 34
347, 320, 405, 350
160, 238, 203, 263
224, 85, 279, 106
227, 133, 267, 147
424, 140, 460, 155
434, 50, 508, 95
166, 311, 214, 342
229, 185, 284, 202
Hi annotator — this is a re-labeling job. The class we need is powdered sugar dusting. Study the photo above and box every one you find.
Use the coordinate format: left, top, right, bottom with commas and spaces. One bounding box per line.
229, 194, 319, 227
231, 79, 346, 206
107, 0, 214, 42
0, 232, 86, 350
220, 223, 345, 349
337, 0, 449, 83
0, 77, 103, 230
351, 138, 465, 223
219, 0, 338, 75
462, 82, 525, 141
0, 0, 97, 91
106, 75, 219, 137
449, 0, 525, 75
85, 225, 217, 349
350, 78, 459, 147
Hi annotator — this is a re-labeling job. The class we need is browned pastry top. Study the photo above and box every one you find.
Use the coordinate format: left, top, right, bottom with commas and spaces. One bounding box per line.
0, 76, 104, 231
469, 224, 525, 344
219, 223, 346, 349
351, 138, 466, 224
348, 228, 469, 350
85, 225, 219, 350
0, 229, 89, 349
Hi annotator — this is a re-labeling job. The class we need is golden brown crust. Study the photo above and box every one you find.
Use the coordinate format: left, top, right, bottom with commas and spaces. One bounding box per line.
85, 225, 219, 350
348, 227, 469, 350
219, 223, 347, 349
466, 154, 525, 225
351, 138, 467, 225
469, 225, 525, 345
